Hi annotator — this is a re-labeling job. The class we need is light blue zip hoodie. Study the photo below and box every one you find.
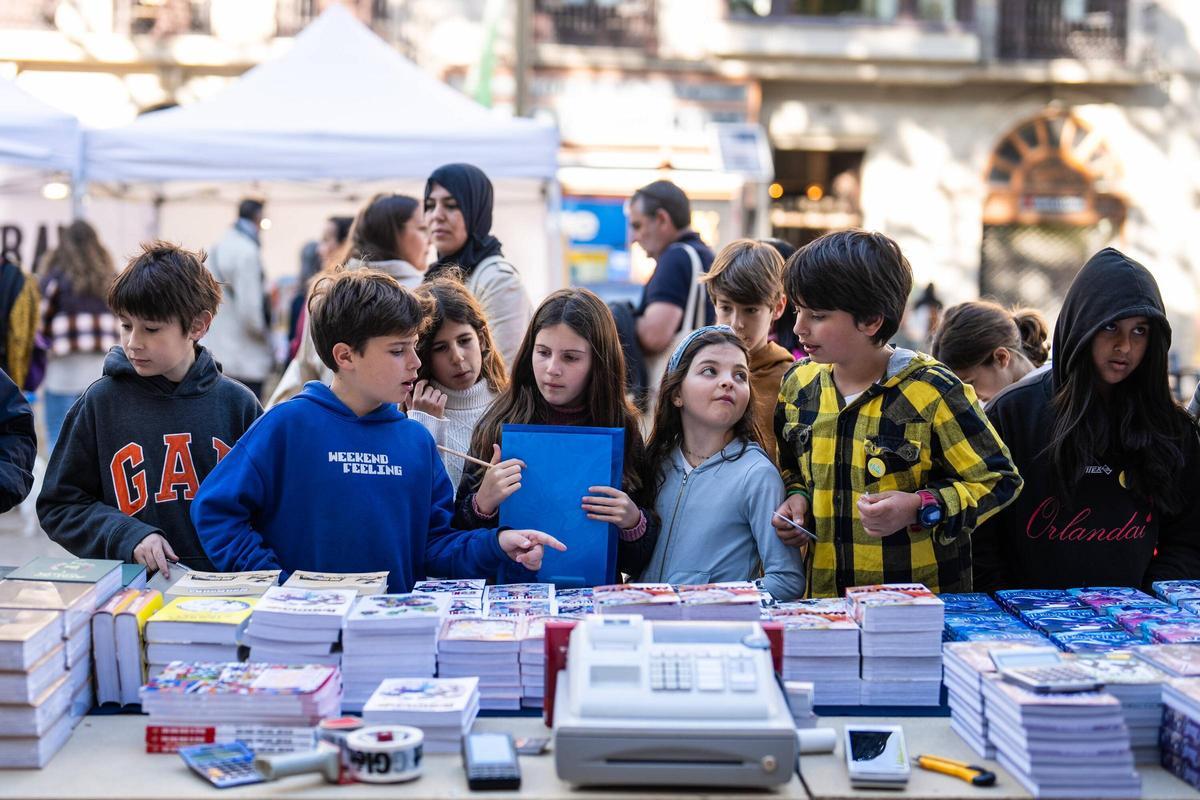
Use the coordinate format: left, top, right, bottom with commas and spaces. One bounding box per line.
639, 439, 805, 601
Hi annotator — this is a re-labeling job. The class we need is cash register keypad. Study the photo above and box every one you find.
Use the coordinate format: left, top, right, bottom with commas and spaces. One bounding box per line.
649, 651, 758, 692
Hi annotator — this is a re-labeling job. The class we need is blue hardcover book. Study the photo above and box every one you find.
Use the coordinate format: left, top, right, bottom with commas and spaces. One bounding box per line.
499, 424, 623, 589
939, 593, 1002, 614
952, 627, 1050, 644
1102, 601, 1171, 618
945, 613, 1028, 641
1153, 580, 1200, 604
1026, 612, 1120, 635
1051, 628, 1139, 653
995, 589, 1084, 612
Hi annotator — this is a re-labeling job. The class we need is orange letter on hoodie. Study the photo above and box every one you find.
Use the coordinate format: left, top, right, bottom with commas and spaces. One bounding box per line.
155, 433, 199, 503
110, 443, 148, 515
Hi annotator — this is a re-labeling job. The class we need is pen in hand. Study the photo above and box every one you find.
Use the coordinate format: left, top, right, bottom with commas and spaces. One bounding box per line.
772, 511, 817, 540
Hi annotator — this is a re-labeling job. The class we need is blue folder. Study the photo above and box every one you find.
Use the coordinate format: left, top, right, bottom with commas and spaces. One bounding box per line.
498, 424, 624, 589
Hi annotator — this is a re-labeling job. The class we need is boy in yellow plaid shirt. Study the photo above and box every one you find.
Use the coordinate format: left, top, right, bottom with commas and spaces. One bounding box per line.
772, 230, 1021, 597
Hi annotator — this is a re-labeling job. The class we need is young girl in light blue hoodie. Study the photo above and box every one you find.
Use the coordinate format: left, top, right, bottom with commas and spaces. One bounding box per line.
638, 326, 805, 601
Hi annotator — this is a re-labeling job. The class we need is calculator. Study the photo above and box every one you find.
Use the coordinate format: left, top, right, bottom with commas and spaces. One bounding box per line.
178, 742, 266, 788
989, 646, 1103, 693
1000, 664, 1102, 694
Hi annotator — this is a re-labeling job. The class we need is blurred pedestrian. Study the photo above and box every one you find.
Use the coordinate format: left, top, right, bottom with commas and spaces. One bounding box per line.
36, 220, 119, 450
203, 198, 272, 399
424, 163, 531, 367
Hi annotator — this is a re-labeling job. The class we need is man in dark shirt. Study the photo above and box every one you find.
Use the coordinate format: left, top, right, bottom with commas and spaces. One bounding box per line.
629, 180, 715, 356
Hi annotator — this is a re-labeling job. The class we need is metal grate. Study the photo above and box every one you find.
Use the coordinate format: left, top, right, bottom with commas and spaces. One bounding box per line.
980, 224, 1111, 320
998, 0, 1127, 61
534, 0, 657, 49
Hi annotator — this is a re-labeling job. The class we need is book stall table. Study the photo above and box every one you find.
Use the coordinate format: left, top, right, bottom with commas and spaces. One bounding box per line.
2, 713, 1198, 800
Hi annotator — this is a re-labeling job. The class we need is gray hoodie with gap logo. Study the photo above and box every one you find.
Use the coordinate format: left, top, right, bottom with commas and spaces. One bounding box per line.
639, 439, 805, 601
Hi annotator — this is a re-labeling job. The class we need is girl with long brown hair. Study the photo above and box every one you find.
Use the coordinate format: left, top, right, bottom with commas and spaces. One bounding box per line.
638, 326, 804, 600
37, 220, 119, 450
454, 288, 657, 577
409, 273, 508, 488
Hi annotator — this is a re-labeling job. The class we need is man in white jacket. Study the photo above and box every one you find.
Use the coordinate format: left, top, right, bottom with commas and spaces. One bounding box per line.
203, 199, 273, 398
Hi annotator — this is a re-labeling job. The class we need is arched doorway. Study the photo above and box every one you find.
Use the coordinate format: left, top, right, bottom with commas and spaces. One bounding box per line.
981, 108, 1126, 318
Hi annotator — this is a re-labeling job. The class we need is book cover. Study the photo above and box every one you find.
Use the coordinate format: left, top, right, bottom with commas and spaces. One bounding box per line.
1150, 624, 1200, 644
439, 617, 522, 642
348, 593, 445, 622
485, 600, 554, 617
141, 662, 338, 697
555, 587, 593, 600
253, 586, 356, 617
950, 627, 1049, 644
0, 609, 61, 645
0, 579, 95, 614
282, 570, 387, 594
768, 605, 858, 629
1153, 580, 1200, 603
1052, 628, 1140, 652
939, 593, 1002, 614
363, 677, 479, 714
484, 583, 553, 601
9, 557, 121, 584
676, 582, 760, 605
411, 579, 485, 596
593, 583, 679, 607
772, 598, 850, 614
150, 596, 256, 625
554, 600, 594, 618
846, 583, 941, 607
446, 598, 483, 616
994, 589, 1083, 611
168, 570, 280, 597
1069, 651, 1168, 684
121, 564, 147, 589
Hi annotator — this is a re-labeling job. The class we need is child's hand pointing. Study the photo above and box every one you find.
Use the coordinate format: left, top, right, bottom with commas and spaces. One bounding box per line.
499, 530, 567, 571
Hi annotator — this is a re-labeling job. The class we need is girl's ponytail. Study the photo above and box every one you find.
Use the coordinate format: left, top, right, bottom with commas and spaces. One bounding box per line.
1012, 308, 1050, 367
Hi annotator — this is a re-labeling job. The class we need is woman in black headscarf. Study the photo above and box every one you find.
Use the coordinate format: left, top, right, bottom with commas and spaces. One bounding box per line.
424, 163, 532, 367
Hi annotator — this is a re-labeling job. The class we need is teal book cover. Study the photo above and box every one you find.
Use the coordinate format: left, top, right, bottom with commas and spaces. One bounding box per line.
9, 557, 122, 584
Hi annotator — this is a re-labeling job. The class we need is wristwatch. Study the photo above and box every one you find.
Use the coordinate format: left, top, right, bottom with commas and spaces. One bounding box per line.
915, 489, 943, 529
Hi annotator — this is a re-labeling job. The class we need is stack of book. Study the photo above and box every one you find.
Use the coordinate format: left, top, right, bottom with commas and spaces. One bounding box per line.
677, 582, 762, 621
139, 662, 340, 754
982, 675, 1140, 798
164, 569, 279, 600
942, 641, 1043, 758
0, 579, 94, 686
1160, 678, 1200, 790
1070, 651, 1168, 764
768, 599, 860, 705
594, 583, 681, 620
1068, 586, 1162, 610
341, 593, 445, 712
362, 677, 480, 754
144, 596, 255, 675
91, 588, 140, 705
0, 608, 91, 768
242, 587, 355, 667
1133, 643, 1200, 677
484, 583, 555, 618
437, 617, 523, 711
412, 579, 485, 616
114, 590, 163, 705
847, 584, 943, 706
519, 616, 549, 709
282, 570, 388, 596
941, 593, 1048, 644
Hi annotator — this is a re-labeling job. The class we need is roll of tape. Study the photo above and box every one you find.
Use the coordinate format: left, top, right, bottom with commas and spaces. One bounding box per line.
345, 725, 424, 784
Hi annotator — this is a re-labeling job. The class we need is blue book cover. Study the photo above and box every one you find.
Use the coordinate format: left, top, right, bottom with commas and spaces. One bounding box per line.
953, 627, 1050, 644
1051, 628, 1139, 653
940, 593, 1002, 614
499, 424, 623, 589
1153, 580, 1200, 604
995, 589, 1084, 612
1027, 613, 1121, 635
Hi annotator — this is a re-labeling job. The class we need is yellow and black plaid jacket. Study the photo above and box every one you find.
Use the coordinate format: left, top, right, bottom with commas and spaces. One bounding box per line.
774, 351, 1022, 598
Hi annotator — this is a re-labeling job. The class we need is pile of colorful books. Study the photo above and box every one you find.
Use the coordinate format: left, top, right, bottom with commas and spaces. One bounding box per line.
848, 583, 943, 706
362, 676, 480, 754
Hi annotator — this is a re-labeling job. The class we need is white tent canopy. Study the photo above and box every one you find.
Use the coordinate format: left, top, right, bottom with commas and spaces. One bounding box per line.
0, 76, 81, 173
83, 5, 558, 183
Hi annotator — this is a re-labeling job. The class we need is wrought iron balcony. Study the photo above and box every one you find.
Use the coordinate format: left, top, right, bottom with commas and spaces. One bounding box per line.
534, 0, 658, 50
997, 0, 1127, 61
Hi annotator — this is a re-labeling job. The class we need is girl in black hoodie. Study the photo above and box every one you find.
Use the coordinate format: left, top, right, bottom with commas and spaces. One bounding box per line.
974, 248, 1200, 592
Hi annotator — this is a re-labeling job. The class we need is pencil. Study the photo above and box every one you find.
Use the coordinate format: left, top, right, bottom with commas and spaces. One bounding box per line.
436, 445, 494, 470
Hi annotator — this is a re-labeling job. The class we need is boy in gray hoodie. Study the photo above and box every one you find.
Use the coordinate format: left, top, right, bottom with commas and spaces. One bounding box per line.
37, 242, 261, 576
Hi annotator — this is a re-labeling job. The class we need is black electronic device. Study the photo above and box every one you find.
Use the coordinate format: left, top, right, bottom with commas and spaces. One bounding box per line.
462, 732, 521, 790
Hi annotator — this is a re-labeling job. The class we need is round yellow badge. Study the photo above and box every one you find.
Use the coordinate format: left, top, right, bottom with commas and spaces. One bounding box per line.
867, 457, 887, 478
1118, 470, 1127, 489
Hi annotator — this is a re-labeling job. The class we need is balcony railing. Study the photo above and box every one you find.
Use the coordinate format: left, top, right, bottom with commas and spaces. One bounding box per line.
997, 0, 1127, 61
727, 0, 975, 25
534, 0, 658, 50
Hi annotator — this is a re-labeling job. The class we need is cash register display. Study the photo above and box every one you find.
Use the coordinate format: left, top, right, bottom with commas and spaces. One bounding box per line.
468, 735, 513, 765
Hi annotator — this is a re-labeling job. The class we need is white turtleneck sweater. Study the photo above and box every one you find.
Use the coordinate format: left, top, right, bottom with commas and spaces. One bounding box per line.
407, 379, 497, 489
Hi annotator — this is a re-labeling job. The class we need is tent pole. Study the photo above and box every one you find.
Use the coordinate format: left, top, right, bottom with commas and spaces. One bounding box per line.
546, 176, 563, 294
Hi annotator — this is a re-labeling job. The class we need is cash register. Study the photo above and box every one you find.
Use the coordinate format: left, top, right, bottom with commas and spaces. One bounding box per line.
553, 615, 798, 788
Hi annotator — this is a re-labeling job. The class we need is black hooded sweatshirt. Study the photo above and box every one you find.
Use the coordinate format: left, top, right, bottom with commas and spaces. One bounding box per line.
973, 248, 1200, 592
37, 345, 261, 569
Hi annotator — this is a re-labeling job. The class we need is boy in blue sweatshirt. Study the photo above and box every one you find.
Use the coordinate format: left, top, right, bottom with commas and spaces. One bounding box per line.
192, 269, 564, 593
